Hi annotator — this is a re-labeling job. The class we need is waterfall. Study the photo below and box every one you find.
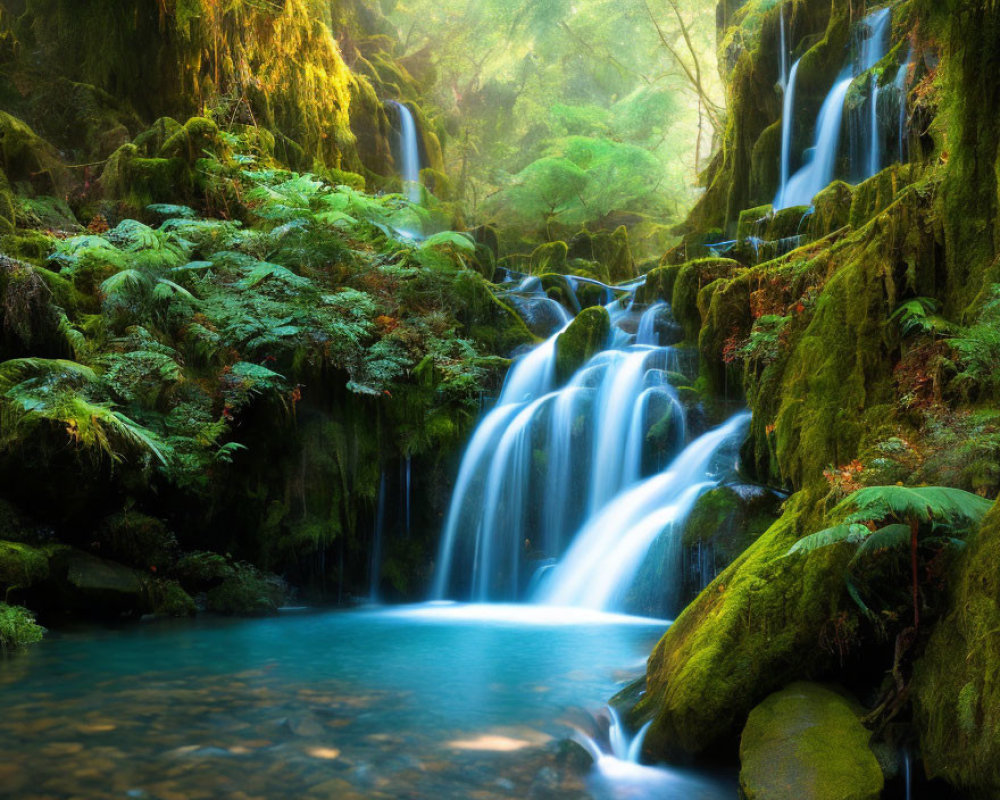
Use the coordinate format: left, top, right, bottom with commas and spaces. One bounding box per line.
854, 8, 893, 181
387, 100, 422, 204
433, 296, 696, 607
775, 7, 901, 210
775, 59, 801, 209
776, 69, 853, 209
895, 48, 914, 162
369, 471, 387, 602
534, 413, 749, 612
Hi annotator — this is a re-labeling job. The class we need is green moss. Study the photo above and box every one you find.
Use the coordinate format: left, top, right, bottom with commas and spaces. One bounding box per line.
97, 512, 176, 570
682, 486, 780, 572
739, 682, 884, 800
153, 579, 197, 618
671, 258, 741, 343
100, 143, 191, 212
808, 181, 853, 239
530, 240, 569, 274
206, 563, 284, 616
737, 204, 774, 241
912, 500, 1000, 797
0, 540, 49, 595
636, 263, 682, 305
555, 306, 610, 384
0, 602, 44, 651
0, 111, 65, 192
848, 164, 920, 230
159, 116, 224, 162
634, 490, 851, 760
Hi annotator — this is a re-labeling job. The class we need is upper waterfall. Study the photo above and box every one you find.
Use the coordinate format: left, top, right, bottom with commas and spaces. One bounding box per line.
388, 100, 422, 204
775, 5, 904, 210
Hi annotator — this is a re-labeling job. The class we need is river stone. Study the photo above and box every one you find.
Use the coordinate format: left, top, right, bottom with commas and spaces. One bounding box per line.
739, 682, 883, 800
67, 551, 145, 596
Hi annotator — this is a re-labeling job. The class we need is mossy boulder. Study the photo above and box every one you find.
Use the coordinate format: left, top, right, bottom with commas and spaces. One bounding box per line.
912, 500, 1000, 797
681, 485, 782, 599
633, 490, 850, 761
40, 548, 154, 618
100, 143, 191, 212
0, 540, 50, 595
531, 240, 569, 274
671, 258, 741, 342
555, 306, 610, 384
0, 602, 44, 651
636, 263, 681, 306
206, 564, 284, 616
0, 111, 66, 193
808, 181, 854, 239
159, 117, 225, 162
152, 580, 197, 618
739, 682, 884, 800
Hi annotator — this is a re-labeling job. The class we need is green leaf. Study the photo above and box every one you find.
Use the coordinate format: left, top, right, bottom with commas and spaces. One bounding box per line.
786, 524, 870, 557
850, 523, 912, 564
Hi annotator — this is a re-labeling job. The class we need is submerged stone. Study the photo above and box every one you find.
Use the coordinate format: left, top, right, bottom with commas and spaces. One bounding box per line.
739, 682, 883, 800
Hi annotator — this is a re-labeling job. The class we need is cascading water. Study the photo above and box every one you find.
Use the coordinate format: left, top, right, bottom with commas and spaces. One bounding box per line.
775, 7, 905, 210
369, 471, 387, 602
776, 69, 853, 209
387, 100, 422, 204
434, 276, 748, 615
534, 413, 749, 612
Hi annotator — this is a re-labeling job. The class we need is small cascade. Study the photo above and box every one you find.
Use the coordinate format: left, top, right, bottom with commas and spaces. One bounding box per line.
849, 7, 894, 182
534, 413, 749, 613
433, 295, 699, 607
776, 58, 801, 209
503, 274, 573, 337
574, 706, 651, 766
387, 100, 422, 204
776, 7, 906, 210
369, 471, 388, 602
776, 69, 853, 209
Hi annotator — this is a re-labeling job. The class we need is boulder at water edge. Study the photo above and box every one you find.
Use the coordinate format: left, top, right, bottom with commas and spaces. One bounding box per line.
739, 682, 883, 800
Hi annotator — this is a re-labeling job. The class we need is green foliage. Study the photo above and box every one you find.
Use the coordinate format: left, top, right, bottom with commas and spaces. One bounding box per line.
890, 297, 951, 338
0, 602, 44, 652
950, 285, 1000, 399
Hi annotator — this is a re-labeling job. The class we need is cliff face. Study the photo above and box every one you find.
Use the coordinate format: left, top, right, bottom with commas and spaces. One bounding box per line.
634, 1, 1000, 794
0, 0, 403, 175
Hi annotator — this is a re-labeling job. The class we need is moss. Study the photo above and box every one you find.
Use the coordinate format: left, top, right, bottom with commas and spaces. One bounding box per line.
0, 602, 44, 651
100, 143, 191, 213
912, 500, 1000, 797
682, 486, 780, 573
555, 306, 610, 384
0, 111, 65, 192
153, 579, 197, 618
530, 240, 569, 274
174, 550, 232, 593
848, 164, 920, 230
739, 682, 884, 800
159, 116, 224, 162
633, 490, 851, 761
671, 258, 741, 343
737, 204, 774, 241
698, 273, 752, 395
568, 227, 636, 283
636, 263, 682, 306
205, 563, 284, 616
0, 540, 49, 595
132, 117, 183, 156
808, 181, 854, 239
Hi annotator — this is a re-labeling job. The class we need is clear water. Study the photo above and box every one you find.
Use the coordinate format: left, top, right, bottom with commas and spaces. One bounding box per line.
0, 605, 736, 799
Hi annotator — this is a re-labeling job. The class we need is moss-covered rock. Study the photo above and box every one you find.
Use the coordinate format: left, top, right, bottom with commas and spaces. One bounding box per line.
671, 258, 741, 343
554, 306, 610, 384
530, 241, 569, 274
633, 490, 850, 761
96, 512, 177, 571
206, 564, 284, 616
153, 579, 197, 618
808, 181, 854, 239
0, 602, 44, 651
912, 500, 1000, 797
0, 540, 49, 595
739, 682, 884, 800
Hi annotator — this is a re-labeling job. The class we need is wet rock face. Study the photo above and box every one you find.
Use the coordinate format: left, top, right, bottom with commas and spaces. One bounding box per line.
739, 682, 883, 800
